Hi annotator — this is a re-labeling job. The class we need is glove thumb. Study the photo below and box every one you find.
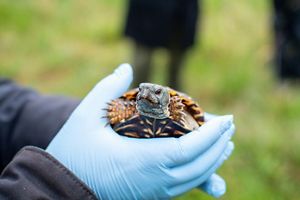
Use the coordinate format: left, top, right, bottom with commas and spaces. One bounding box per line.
80, 63, 132, 109
68, 64, 133, 127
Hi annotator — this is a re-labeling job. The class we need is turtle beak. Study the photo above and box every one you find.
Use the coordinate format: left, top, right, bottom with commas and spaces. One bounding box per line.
138, 92, 158, 105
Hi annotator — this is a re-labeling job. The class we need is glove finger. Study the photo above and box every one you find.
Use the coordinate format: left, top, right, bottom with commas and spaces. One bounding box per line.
168, 141, 234, 198
84, 63, 133, 108
169, 125, 234, 182
137, 116, 234, 168
71, 64, 133, 126
198, 173, 226, 198
204, 112, 218, 122
176, 115, 234, 165
204, 112, 232, 122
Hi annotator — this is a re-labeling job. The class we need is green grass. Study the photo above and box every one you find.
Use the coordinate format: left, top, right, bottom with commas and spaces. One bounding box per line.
1, 0, 300, 199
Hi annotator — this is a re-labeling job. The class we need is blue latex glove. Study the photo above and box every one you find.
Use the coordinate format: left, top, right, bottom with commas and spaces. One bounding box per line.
46, 64, 235, 200
198, 113, 233, 198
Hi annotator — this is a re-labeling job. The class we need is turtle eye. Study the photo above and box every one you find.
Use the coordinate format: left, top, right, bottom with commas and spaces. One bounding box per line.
155, 89, 162, 95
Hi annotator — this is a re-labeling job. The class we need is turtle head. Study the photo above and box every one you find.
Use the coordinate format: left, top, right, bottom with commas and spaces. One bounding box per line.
136, 83, 170, 119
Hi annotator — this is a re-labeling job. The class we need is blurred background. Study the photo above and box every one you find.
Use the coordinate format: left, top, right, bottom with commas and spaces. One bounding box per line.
0, 0, 300, 199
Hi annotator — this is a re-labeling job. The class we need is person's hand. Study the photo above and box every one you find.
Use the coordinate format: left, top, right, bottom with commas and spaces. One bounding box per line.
46, 64, 235, 200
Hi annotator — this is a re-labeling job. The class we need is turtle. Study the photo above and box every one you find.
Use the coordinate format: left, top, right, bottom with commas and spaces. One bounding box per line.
105, 83, 205, 138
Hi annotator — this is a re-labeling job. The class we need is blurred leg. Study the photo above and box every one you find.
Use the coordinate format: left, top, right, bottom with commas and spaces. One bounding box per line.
167, 48, 187, 91
132, 42, 154, 87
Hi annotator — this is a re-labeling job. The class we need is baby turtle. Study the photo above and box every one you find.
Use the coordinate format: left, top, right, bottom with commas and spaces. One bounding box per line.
105, 83, 205, 138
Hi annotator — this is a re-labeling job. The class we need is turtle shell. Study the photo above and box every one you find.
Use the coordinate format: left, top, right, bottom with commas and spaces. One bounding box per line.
106, 87, 204, 138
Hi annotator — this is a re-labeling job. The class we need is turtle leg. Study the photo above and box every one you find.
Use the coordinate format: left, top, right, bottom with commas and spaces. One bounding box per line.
105, 99, 137, 126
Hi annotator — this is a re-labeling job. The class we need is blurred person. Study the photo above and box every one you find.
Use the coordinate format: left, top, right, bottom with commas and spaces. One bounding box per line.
0, 64, 235, 199
273, 0, 300, 82
124, 0, 200, 90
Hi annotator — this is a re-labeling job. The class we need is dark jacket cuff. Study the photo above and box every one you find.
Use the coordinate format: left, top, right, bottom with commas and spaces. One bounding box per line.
0, 146, 98, 200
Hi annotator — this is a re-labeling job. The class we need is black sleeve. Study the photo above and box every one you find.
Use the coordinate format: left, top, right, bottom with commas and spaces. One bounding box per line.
0, 78, 80, 171
0, 146, 97, 200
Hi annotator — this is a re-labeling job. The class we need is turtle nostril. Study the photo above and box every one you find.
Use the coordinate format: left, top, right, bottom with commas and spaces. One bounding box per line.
137, 94, 146, 100
140, 93, 147, 99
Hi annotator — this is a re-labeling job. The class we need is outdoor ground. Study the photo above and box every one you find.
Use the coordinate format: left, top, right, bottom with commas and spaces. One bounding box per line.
1, 0, 300, 199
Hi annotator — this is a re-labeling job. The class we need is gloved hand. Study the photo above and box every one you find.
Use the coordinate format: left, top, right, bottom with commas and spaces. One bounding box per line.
46, 64, 235, 200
